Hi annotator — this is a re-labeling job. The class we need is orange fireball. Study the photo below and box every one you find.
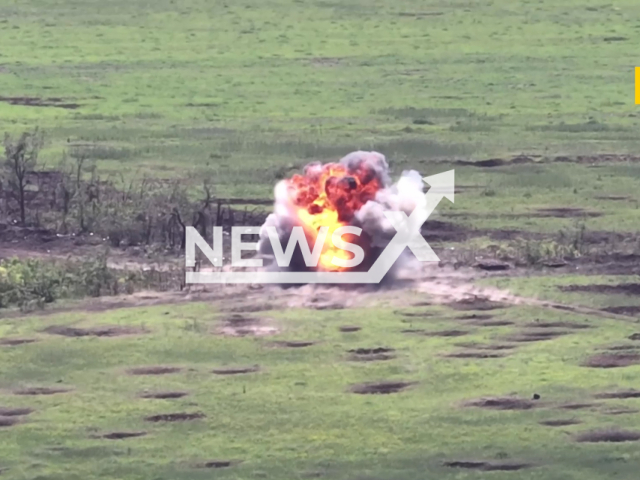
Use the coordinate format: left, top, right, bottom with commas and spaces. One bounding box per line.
285, 162, 382, 271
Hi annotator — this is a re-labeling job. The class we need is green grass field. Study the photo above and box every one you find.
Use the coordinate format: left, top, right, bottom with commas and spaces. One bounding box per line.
2, 296, 640, 480
1, 0, 640, 196
3, 1, 640, 478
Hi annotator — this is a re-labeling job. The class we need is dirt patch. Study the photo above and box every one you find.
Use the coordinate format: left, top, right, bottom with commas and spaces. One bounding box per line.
603, 344, 640, 351
595, 390, 640, 399
212, 365, 259, 375
43, 325, 146, 337
144, 412, 205, 422
594, 195, 630, 201
140, 391, 189, 399
0, 417, 20, 427
0, 338, 37, 346
217, 314, 278, 337
99, 431, 147, 440
464, 319, 514, 327
350, 381, 415, 395
444, 351, 508, 359
456, 342, 517, 351
339, 325, 361, 332
14, 387, 72, 396
524, 321, 591, 330
582, 352, 640, 368
575, 429, 640, 443
395, 310, 435, 318
561, 283, 640, 295
629, 333, 640, 341
422, 330, 470, 337
505, 330, 569, 342
601, 306, 640, 316
348, 347, 395, 362
540, 419, 581, 427
127, 366, 182, 375
455, 158, 508, 168
559, 403, 597, 410
456, 314, 494, 321
443, 460, 530, 471
473, 260, 511, 272
464, 396, 535, 410
535, 207, 602, 218
274, 341, 315, 348
449, 297, 506, 311
0, 96, 81, 109
0, 407, 33, 416
197, 460, 241, 469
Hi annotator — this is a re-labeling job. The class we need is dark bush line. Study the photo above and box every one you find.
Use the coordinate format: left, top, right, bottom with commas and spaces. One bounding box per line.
0, 255, 181, 310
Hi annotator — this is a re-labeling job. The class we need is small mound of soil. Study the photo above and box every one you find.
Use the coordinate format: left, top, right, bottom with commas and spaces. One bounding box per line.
339, 325, 361, 332
127, 366, 182, 375
540, 419, 581, 427
464, 396, 535, 410
582, 353, 640, 368
603, 344, 640, 351
350, 381, 415, 395
559, 403, 596, 410
0, 96, 81, 109
505, 330, 569, 342
349, 347, 394, 355
450, 297, 505, 311
43, 325, 145, 337
395, 310, 434, 318
456, 314, 494, 321
0, 407, 33, 416
14, 387, 71, 396
465, 319, 514, 327
144, 412, 205, 422
140, 391, 189, 399
473, 260, 511, 272
0, 338, 37, 346
443, 460, 530, 471
0, 417, 20, 427
595, 390, 640, 399
601, 306, 640, 316
524, 321, 591, 330
198, 460, 241, 469
629, 333, 640, 341
444, 351, 508, 359
100, 431, 147, 440
274, 341, 315, 348
456, 343, 517, 351
575, 429, 640, 443
348, 347, 395, 362
423, 330, 470, 337
212, 365, 259, 375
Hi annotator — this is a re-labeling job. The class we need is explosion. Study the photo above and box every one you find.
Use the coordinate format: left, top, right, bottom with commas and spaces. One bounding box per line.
259, 151, 426, 277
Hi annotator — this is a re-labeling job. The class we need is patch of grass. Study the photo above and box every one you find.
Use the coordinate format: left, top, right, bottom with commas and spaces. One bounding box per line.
1, 301, 640, 478
0, 0, 638, 186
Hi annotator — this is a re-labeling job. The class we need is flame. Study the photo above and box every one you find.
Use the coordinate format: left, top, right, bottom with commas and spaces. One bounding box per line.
286, 162, 382, 271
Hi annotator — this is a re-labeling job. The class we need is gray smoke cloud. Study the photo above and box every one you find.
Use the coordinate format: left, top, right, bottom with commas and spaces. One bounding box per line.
258, 151, 425, 277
